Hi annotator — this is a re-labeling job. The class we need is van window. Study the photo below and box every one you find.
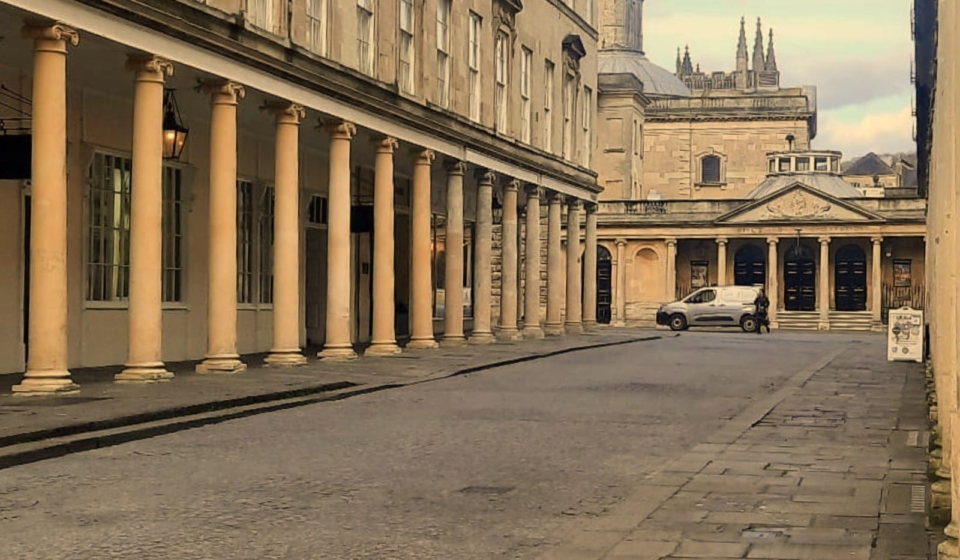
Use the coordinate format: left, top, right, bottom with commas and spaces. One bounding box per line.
686, 289, 717, 304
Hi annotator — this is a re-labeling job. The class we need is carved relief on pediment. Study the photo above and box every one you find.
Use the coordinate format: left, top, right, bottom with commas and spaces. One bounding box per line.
724, 189, 872, 223
765, 191, 832, 219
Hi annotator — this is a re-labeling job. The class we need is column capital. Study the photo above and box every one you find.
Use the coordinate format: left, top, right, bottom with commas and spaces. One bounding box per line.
616, 238, 627, 247
871, 236, 884, 245
475, 168, 497, 186
413, 149, 436, 165
524, 185, 542, 199
818, 236, 831, 244
585, 202, 599, 214
373, 136, 399, 154
125, 55, 173, 81
22, 21, 79, 47
504, 178, 520, 192
196, 79, 245, 104
261, 100, 305, 124
665, 238, 677, 247
546, 190, 565, 204
767, 236, 779, 245
323, 120, 357, 140
716, 237, 728, 246
567, 198, 582, 211
445, 159, 467, 176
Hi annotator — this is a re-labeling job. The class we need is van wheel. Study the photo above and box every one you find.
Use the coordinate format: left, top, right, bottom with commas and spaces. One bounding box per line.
669, 314, 688, 331
741, 316, 758, 333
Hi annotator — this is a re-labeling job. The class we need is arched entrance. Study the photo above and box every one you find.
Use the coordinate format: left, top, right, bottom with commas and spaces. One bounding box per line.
835, 244, 867, 311
784, 244, 816, 311
734, 244, 766, 287
597, 246, 613, 324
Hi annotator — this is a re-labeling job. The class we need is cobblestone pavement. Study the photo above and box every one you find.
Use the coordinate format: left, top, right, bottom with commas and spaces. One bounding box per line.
0, 331, 930, 559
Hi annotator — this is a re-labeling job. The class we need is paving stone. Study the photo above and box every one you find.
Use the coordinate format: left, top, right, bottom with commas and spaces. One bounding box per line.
606, 539, 678, 558
670, 540, 749, 558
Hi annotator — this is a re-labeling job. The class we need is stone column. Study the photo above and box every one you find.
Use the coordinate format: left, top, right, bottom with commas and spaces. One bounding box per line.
442, 161, 467, 345
665, 238, 677, 302
14, 23, 80, 395
767, 237, 779, 327
565, 200, 583, 334
498, 180, 522, 340
523, 186, 544, 339
263, 102, 308, 367
582, 204, 598, 330
716, 237, 728, 286
116, 56, 176, 383
545, 192, 565, 336
367, 136, 402, 356
818, 236, 831, 330
408, 150, 438, 349
196, 81, 247, 374
871, 237, 884, 329
471, 170, 496, 344
318, 122, 359, 361
615, 239, 627, 326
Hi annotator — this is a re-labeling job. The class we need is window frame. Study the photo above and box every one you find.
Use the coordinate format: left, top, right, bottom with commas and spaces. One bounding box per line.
305, 0, 328, 56
247, 0, 279, 33
520, 47, 532, 144
468, 12, 482, 122
398, 0, 416, 94
543, 60, 555, 152
357, 0, 376, 76
436, 0, 452, 108
581, 86, 592, 167
494, 31, 509, 134
700, 155, 722, 184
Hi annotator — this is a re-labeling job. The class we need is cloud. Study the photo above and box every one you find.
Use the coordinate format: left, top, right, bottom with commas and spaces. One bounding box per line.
815, 103, 914, 158
789, 56, 912, 111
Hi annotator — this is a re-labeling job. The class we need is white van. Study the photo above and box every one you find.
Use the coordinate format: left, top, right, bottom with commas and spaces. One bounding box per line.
656, 286, 761, 332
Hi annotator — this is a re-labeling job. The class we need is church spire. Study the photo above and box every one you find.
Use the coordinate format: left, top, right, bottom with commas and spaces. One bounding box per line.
752, 17, 766, 76
676, 47, 682, 74
736, 16, 748, 62
765, 28, 778, 72
681, 45, 694, 75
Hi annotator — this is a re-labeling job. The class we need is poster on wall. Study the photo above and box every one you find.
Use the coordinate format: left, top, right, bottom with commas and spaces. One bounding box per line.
887, 307, 924, 363
691, 261, 709, 289
893, 260, 912, 288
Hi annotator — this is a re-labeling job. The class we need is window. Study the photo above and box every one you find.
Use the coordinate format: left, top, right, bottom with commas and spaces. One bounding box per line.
768, 159, 776, 173
357, 0, 375, 76
307, 194, 328, 226
520, 47, 532, 143
815, 157, 828, 171
87, 153, 185, 303
544, 61, 555, 152
494, 31, 509, 133
436, 0, 451, 108
633, 120, 639, 156
581, 86, 592, 167
398, 0, 415, 94
795, 157, 810, 171
562, 73, 576, 160
237, 179, 255, 304
248, 0, 278, 33
701, 155, 721, 184
687, 288, 717, 304
258, 187, 275, 304
468, 13, 482, 122
779, 158, 791, 172
305, 0, 327, 55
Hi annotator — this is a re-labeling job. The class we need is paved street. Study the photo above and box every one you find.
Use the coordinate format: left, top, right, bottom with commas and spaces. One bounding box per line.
0, 331, 930, 559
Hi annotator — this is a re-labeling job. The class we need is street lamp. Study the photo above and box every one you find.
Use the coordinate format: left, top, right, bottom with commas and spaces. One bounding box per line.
162, 88, 189, 161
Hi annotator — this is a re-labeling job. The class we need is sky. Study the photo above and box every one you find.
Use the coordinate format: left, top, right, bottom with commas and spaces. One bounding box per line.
643, 0, 915, 159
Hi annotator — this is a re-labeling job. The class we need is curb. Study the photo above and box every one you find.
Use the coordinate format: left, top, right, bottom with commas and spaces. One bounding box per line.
0, 334, 663, 470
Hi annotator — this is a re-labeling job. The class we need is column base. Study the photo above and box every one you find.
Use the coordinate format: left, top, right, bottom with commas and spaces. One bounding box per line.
565, 322, 583, 335
930, 479, 953, 526
406, 337, 439, 350
870, 321, 885, 332
196, 357, 247, 374
12, 372, 80, 396
522, 327, 545, 340
115, 363, 174, 383
264, 351, 308, 367
470, 332, 496, 345
817, 321, 830, 330
318, 346, 358, 362
582, 320, 599, 332
496, 327, 524, 342
440, 335, 468, 347
544, 323, 565, 336
365, 342, 403, 357
939, 537, 959, 560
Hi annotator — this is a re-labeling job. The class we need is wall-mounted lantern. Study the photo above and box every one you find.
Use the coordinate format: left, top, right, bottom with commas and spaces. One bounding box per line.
162, 88, 189, 161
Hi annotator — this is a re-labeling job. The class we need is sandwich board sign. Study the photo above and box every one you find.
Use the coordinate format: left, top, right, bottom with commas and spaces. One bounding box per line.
887, 307, 924, 363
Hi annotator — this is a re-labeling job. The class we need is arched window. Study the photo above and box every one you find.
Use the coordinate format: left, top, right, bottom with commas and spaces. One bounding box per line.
701, 155, 721, 184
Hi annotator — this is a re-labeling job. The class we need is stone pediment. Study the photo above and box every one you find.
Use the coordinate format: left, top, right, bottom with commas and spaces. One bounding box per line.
716, 184, 883, 224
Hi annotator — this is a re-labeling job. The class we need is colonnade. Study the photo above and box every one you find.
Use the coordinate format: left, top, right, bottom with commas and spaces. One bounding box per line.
10, 22, 599, 394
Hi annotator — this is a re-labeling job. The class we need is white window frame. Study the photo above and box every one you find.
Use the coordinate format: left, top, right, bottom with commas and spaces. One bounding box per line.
520, 47, 532, 144
247, 0, 278, 33
357, 0, 376, 76
436, 0, 452, 108
468, 12, 482, 122
305, 0, 327, 56
544, 60, 554, 153
562, 73, 577, 161
494, 31, 509, 134
581, 86, 592, 167
398, 0, 415, 94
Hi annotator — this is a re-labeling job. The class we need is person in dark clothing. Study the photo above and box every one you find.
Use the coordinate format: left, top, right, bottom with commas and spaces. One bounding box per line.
753, 288, 771, 334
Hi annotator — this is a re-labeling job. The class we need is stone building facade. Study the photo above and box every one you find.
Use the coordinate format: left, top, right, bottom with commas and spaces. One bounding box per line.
584, 0, 926, 331
0, 0, 605, 392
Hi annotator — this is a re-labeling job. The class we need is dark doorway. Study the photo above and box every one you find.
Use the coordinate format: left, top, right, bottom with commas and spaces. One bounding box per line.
597, 246, 613, 324
835, 244, 867, 311
734, 244, 766, 287
22, 194, 30, 365
784, 244, 816, 311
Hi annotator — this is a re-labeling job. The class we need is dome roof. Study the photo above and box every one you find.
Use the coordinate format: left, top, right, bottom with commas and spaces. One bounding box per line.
748, 174, 863, 200
598, 51, 692, 97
